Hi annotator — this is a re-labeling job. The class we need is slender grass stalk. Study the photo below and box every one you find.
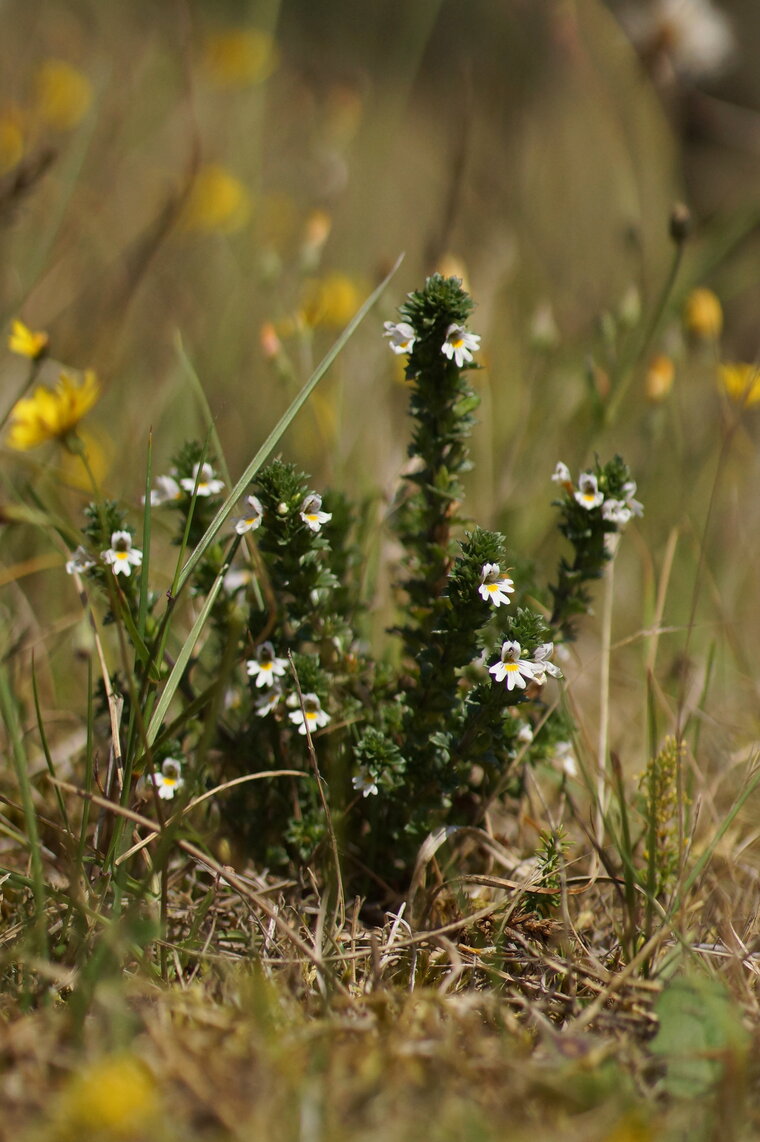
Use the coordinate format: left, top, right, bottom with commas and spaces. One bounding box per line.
605, 235, 685, 424
0, 663, 48, 958
138, 430, 153, 639
30, 659, 71, 835
594, 532, 619, 855
288, 653, 345, 929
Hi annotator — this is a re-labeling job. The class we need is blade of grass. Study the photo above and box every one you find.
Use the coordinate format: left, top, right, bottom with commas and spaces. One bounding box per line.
30, 658, 71, 835
145, 567, 226, 747
174, 253, 403, 594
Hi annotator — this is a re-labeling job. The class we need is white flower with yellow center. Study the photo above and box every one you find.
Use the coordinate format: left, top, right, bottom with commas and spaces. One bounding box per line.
234, 494, 264, 534
574, 472, 604, 510
255, 686, 282, 717
383, 321, 416, 355
352, 768, 379, 798
489, 640, 536, 692
300, 493, 331, 533
478, 563, 515, 607
442, 323, 480, 368
102, 531, 143, 577
151, 758, 184, 800
246, 642, 288, 688
180, 461, 224, 497
288, 692, 330, 736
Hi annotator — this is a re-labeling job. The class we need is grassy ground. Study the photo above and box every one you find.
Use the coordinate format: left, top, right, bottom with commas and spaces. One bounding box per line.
2, 2, 760, 1139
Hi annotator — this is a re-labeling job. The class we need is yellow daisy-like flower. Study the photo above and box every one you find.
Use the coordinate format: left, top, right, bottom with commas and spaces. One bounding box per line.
683, 287, 723, 341
201, 28, 279, 87
718, 362, 760, 407
8, 318, 48, 360
181, 164, 251, 234
33, 60, 92, 130
6, 369, 100, 451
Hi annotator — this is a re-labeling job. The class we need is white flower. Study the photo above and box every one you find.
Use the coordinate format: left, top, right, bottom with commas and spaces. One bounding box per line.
234, 495, 264, 534
383, 321, 416, 355
146, 474, 181, 506
151, 758, 184, 800
300, 493, 331, 533
478, 563, 515, 607
65, 545, 95, 575
574, 472, 604, 510
555, 741, 577, 779
223, 567, 253, 595
551, 461, 572, 486
617, 0, 734, 81
288, 692, 330, 736
602, 480, 643, 528
102, 531, 143, 577
180, 462, 224, 497
489, 640, 537, 691
602, 498, 633, 527
517, 722, 534, 745
352, 768, 379, 798
255, 686, 282, 717
246, 642, 288, 688
622, 480, 644, 518
529, 642, 563, 685
441, 323, 480, 368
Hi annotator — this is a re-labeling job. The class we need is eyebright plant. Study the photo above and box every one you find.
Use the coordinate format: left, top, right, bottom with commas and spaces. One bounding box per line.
64, 275, 642, 894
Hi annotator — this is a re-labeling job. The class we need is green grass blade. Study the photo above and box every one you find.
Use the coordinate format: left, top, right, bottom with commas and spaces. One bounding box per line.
145, 568, 226, 747
174, 253, 403, 594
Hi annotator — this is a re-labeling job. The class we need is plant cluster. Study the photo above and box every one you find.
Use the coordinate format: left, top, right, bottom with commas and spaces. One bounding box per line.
36, 276, 643, 896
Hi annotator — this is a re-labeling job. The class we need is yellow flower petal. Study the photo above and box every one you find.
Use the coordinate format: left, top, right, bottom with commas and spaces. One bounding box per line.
201, 28, 279, 87
8, 318, 48, 360
181, 164, 251, 234
6, 369, 100, 450
33, 60, 92, 130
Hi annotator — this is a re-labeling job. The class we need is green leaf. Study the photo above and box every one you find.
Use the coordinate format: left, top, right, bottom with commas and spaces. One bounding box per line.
650, 973, 749, 1098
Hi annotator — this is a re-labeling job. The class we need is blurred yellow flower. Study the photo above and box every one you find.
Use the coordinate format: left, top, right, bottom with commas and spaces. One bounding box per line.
300, 272, 361, 328
33, 60, 92, 130
645, 354, 675, 402
718, 362, 760, 407
53, 1053, 159, 1139
8, 318, 48, 360
182, 164, 251, 233
6, 369, 99, 450
202, 27, 279, 87
0, 110, 23, 173
683, 287, 723, 340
